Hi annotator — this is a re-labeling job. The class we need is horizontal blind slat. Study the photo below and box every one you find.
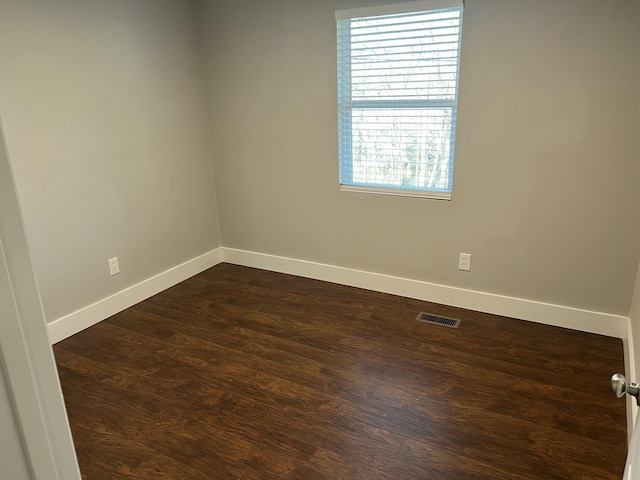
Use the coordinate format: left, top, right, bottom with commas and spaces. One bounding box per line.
336, 0, 463, 21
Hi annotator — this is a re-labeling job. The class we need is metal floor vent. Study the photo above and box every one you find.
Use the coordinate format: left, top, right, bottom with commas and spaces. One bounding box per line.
416, 312, 461, 328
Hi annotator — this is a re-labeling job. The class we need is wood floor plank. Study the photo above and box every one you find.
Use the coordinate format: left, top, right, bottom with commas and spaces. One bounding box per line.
56, 365, 248, 479
54, 263, 627, 479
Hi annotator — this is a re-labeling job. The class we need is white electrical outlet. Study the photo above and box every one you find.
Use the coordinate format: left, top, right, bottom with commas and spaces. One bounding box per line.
108, 257, 120, 276
459, 253, 471, 272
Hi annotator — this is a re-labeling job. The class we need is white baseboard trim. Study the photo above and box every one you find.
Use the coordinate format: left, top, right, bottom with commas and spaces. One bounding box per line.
222, 248, 628, 339
48, 245, 629, 343
47, 248, 223, 344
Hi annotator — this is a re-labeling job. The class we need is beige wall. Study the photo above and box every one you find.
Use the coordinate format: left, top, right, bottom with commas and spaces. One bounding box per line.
0, 0, 638, 324
0, 0, 220, 322
200, 0, 640, 316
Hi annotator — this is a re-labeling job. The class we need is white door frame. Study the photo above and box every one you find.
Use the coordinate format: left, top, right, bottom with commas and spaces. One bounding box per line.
0, 118, 81, 479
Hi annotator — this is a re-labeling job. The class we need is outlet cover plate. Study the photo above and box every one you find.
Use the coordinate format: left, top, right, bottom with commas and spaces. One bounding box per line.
108, 257, 120, 276
459, 253, 471, 272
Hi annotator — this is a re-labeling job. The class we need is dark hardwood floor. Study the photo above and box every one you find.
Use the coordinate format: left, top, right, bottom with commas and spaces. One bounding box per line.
53, 263, 627, 479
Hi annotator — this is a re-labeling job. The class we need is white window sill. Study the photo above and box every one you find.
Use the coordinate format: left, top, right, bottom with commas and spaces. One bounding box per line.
340, 184, 452, 200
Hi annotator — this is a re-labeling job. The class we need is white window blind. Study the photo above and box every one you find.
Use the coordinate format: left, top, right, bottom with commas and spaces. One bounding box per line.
337, 0, 463, 199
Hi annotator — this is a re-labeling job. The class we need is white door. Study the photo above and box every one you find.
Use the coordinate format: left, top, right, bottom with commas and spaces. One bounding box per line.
625, 416, 639, 479
0, 347, 31, 479
0, 118, 81, 479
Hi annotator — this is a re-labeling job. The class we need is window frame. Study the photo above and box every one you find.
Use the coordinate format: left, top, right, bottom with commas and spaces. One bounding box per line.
336, 0, 464, 200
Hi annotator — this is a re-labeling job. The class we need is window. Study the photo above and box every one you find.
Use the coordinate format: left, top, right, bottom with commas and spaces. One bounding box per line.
336, 0, 464, 199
